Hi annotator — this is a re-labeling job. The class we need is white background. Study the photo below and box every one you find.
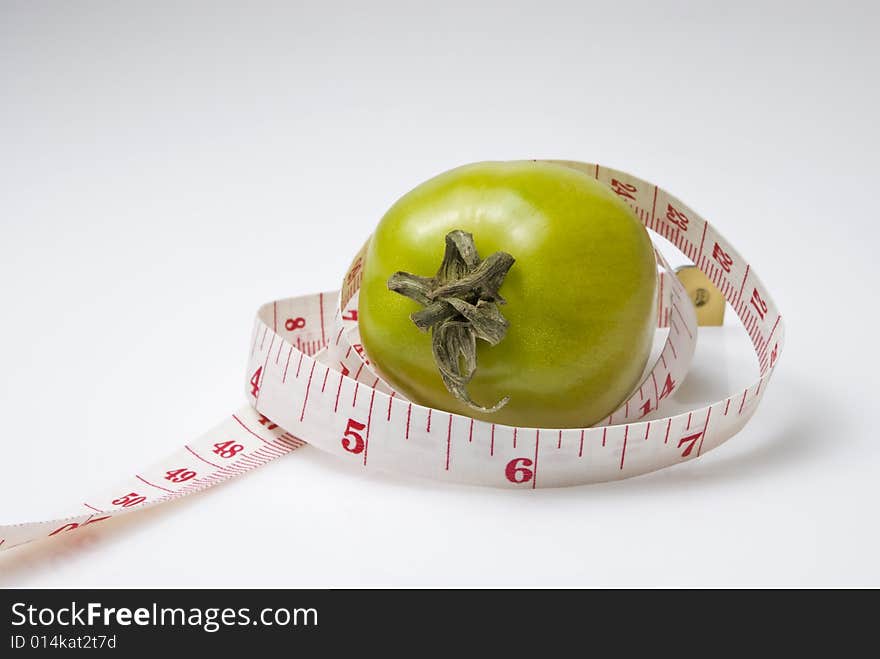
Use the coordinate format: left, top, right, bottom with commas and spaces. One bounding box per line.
1, 1, 877, 587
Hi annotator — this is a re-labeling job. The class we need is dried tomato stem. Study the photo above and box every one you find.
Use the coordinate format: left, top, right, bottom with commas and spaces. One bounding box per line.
387, 230, 515, 413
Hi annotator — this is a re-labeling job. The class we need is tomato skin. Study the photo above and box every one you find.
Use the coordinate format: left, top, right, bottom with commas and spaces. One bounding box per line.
358, 161, 657, 429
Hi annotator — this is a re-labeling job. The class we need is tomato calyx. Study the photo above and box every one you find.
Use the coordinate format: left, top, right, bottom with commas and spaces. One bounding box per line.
387, 229, 515, 413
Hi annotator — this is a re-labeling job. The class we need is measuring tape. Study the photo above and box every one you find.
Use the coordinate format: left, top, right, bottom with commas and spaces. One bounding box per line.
0, 161, 784, 553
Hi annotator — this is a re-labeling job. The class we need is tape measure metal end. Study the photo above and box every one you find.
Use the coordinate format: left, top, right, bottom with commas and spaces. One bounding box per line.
675, 265, 725, 326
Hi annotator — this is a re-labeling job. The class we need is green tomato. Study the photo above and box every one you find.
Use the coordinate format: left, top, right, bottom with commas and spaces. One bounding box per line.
358, 160, 657, 428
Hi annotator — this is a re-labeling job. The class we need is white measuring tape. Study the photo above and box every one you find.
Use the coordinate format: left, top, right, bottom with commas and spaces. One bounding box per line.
0, 162, 784, 553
